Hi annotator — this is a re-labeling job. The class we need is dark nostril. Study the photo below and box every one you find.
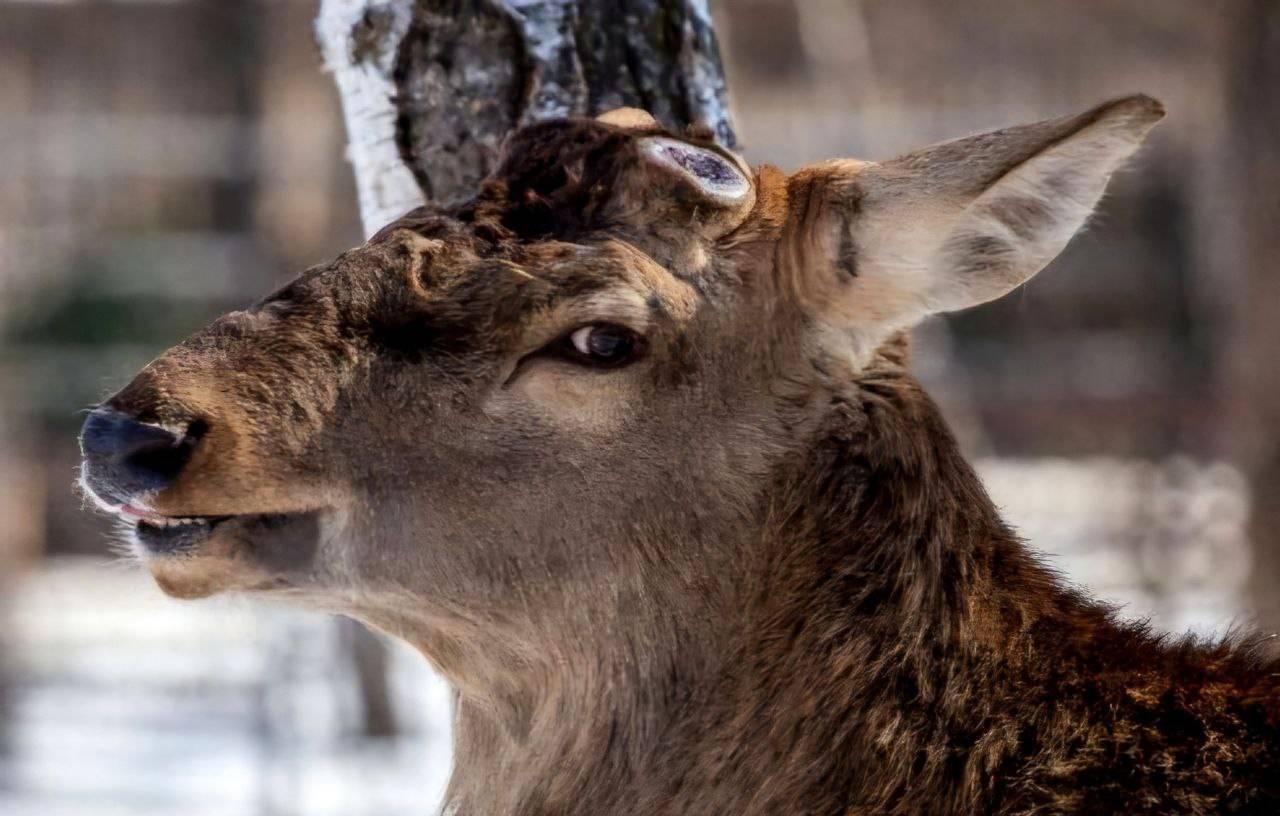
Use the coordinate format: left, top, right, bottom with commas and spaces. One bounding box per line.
79, 408, 201, 505
124, 445, 190, 482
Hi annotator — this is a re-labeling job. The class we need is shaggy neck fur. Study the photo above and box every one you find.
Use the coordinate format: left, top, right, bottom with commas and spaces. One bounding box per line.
433, 363, 1279, 816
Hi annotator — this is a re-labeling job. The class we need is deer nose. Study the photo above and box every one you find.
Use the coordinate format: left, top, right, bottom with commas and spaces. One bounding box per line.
79, 408, 199, 506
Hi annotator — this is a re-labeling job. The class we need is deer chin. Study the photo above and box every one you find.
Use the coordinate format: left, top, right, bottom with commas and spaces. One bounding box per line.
121, 507, 327, 600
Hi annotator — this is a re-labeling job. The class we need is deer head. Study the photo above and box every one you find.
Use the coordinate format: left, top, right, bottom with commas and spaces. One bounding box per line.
79, 96, 1162, 707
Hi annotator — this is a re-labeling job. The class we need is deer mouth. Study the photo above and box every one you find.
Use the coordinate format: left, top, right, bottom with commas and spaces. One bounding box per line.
132, 512, 230, 555
114, 504, 324, 597
119, 504, 320, 554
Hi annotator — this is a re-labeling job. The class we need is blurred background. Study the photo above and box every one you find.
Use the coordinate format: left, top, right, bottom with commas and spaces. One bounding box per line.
0, 0, 1276, 813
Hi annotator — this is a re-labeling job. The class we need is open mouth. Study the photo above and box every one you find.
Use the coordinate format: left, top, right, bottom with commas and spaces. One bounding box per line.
117, 504, 318, 562
103, 503, 324, 599
119, 505, 230, 555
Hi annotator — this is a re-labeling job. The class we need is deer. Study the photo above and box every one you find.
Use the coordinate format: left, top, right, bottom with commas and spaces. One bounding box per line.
78, 95, 1280, 814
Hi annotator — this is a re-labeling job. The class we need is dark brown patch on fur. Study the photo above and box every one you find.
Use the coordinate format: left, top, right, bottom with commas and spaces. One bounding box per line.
953, 232, 1016, 278
470, 119, 638, 240
452, 117, 739, 253
836, 193, 862, 280
985, 196, 1056, 241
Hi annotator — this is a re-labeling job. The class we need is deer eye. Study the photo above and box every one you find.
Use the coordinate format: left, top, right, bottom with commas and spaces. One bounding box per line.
564, 324, 644, 368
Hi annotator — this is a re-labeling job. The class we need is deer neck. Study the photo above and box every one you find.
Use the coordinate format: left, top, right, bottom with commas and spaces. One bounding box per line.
434, 372, 1086, 815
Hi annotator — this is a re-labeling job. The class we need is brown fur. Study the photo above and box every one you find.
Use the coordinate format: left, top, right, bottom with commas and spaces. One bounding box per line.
84, 102, 1279, 813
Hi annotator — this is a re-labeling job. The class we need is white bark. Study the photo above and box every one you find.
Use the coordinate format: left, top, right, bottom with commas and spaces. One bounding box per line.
317, 0, 423, 238
506, 0, 587, 122
683, 0, 738, 146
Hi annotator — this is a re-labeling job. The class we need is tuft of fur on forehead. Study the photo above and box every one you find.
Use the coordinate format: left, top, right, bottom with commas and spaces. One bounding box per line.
464, 119, 643, 241
476, 120, 638, 241
372, 119, 676, 250
459, 118, 728, 242
367, 116, 756, 300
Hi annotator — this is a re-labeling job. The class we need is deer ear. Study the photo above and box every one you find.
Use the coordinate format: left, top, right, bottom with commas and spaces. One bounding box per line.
794, 95, 1164, 335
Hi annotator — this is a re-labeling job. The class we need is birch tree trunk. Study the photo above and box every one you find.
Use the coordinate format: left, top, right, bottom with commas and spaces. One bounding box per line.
317, 0, 737, 236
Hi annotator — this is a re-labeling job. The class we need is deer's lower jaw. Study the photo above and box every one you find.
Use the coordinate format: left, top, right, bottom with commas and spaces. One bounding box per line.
119, 507, 326, 599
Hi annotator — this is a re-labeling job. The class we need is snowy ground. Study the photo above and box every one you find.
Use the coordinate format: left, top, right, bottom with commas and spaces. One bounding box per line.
0, 557, 454, 816
0, 457, 1251, 816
